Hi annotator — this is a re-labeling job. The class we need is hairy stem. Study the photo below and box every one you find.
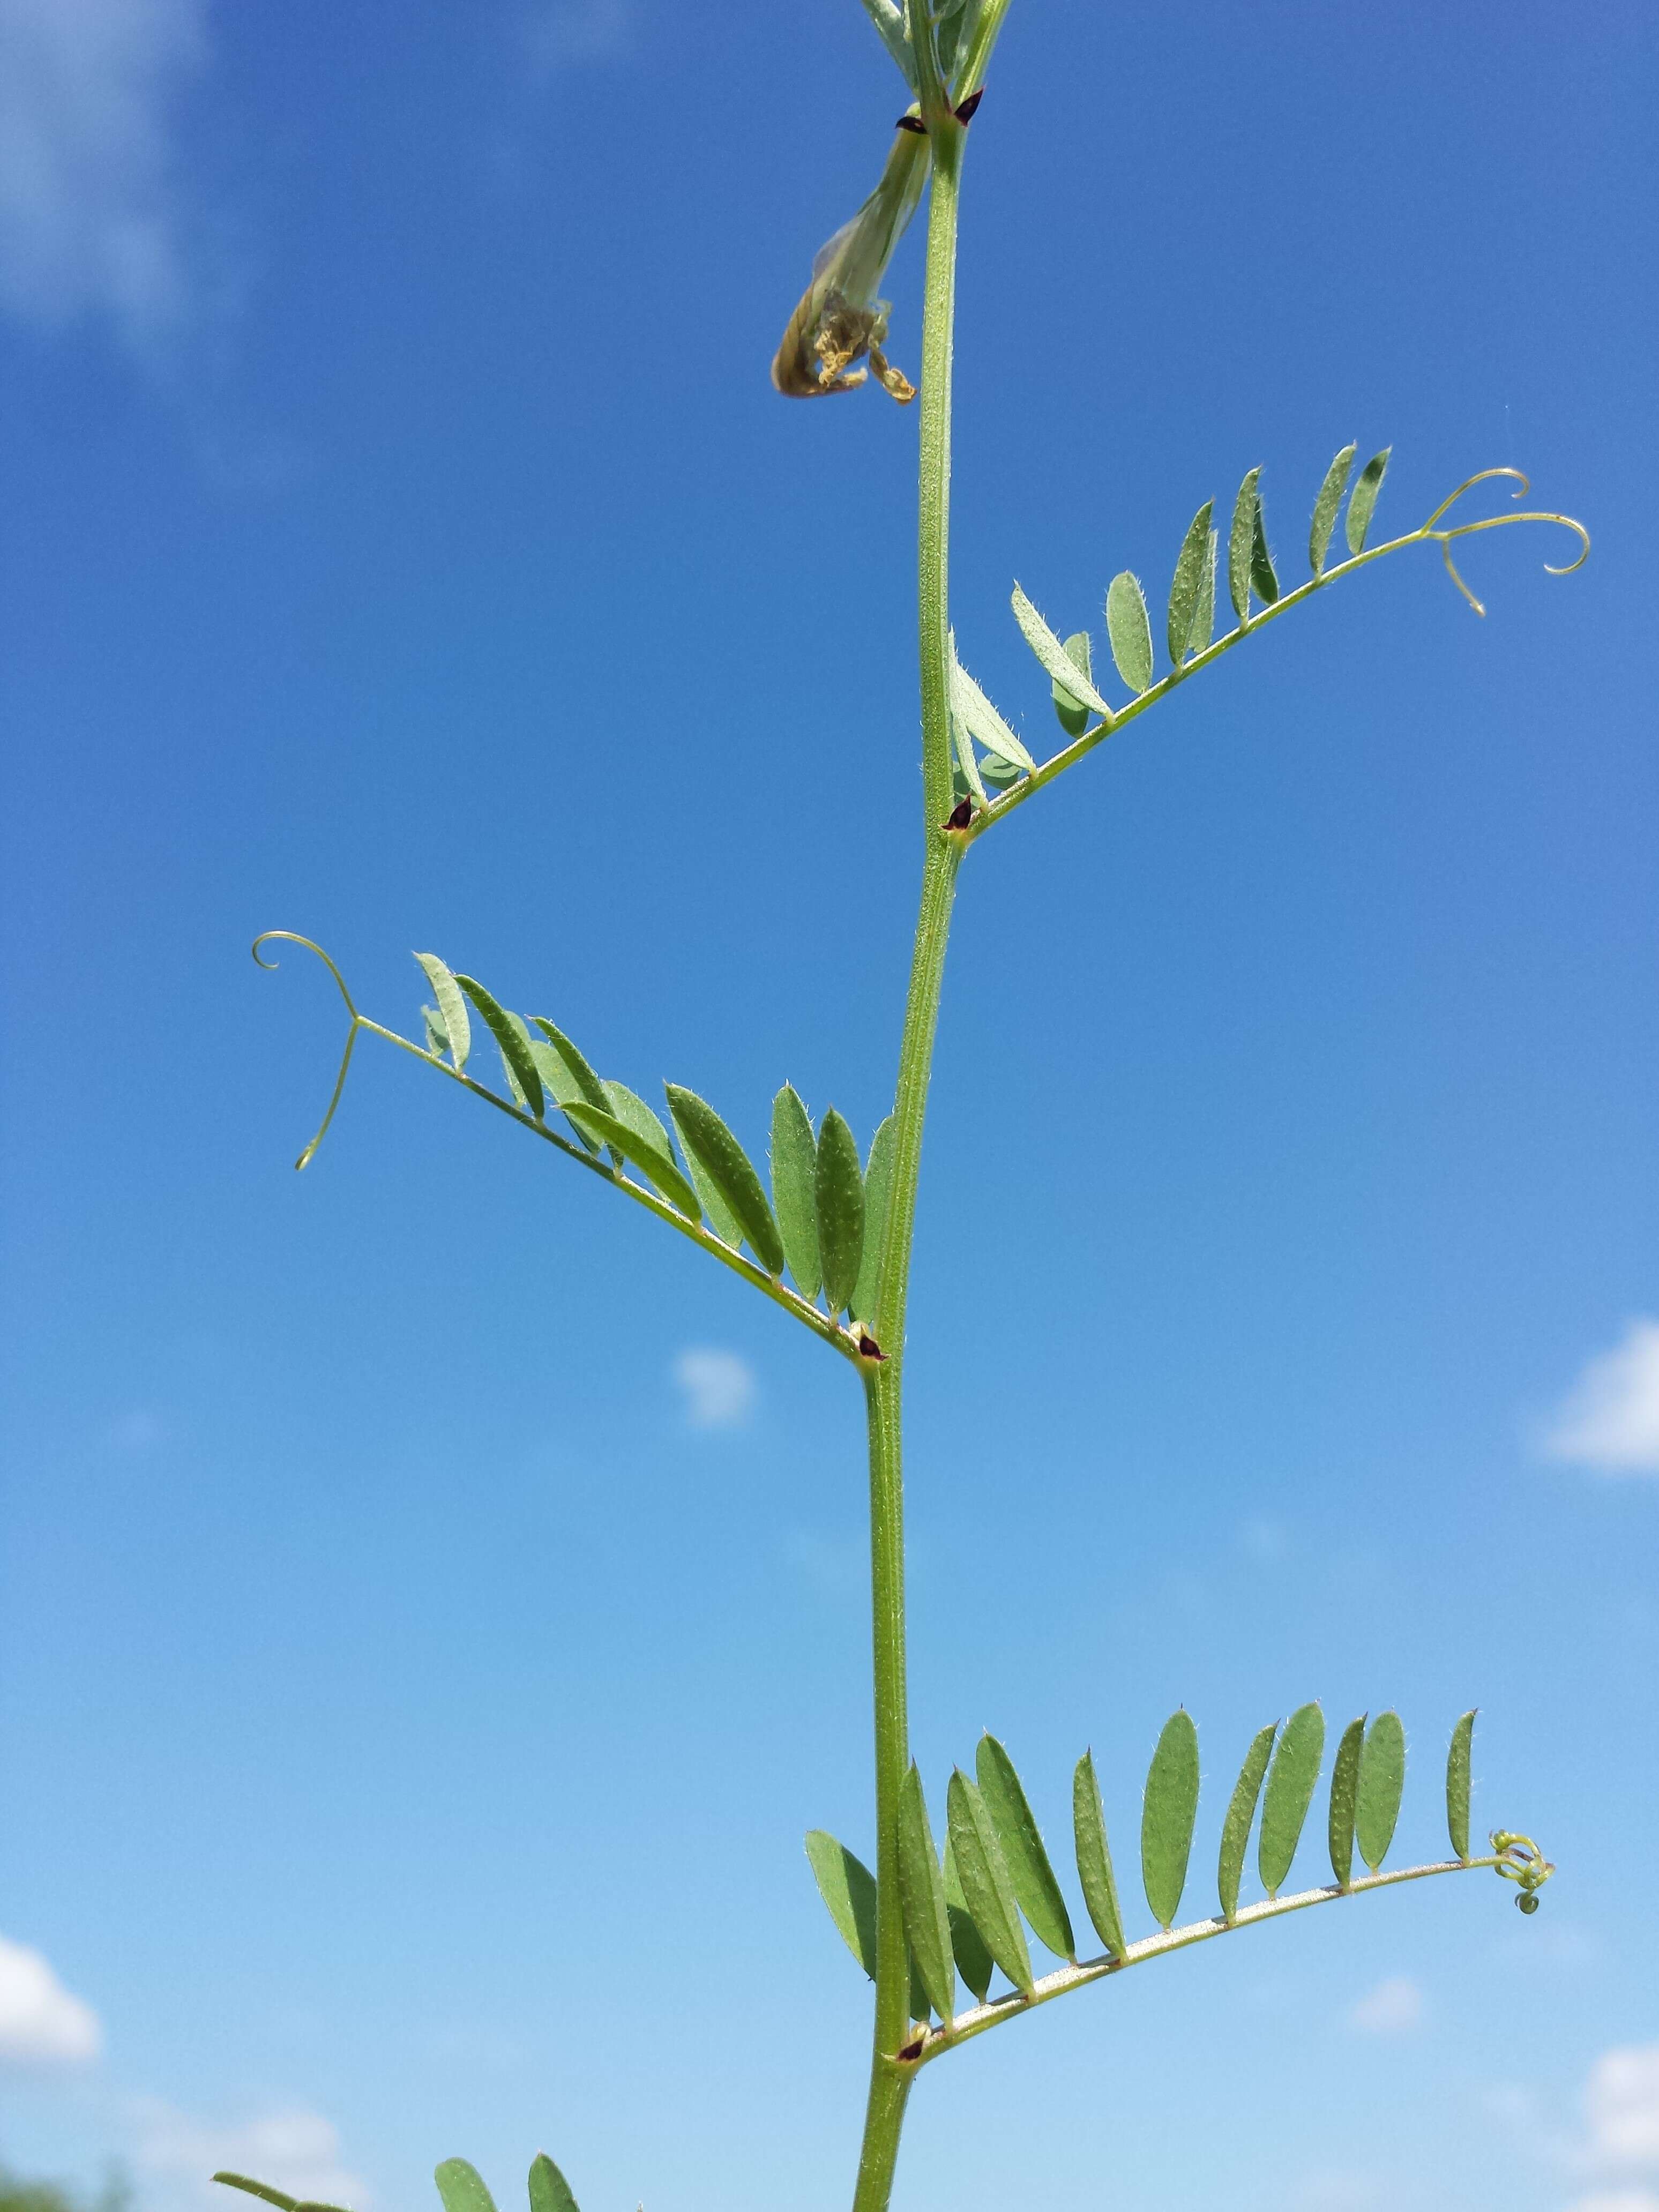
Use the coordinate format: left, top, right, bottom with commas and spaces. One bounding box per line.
849, 108, 968, 2212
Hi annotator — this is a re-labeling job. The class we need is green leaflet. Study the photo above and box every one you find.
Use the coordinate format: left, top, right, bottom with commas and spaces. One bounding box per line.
1105, 571, 1154, 694
1258, 1702, 1326, 1896
1167, 500, 1215, 666
1072, 1750, 1126, 1958
1346, 446, 1392, 555
1011, 583, 1114, 719
1140, 1709, 1200, 1930
1229, 466, 1262, 623
1216, 1721, 1277, 1924
851, 1115, 896, 1326
897, 1764, 955, 2022
1191, 530, 1217, 656
1447, 1709, 1476, 1862
946, 1769, 1034, 1998
414, 953, 470, 1072
422, 1005, 450, 1058
944, 1834, 997, 2002
529, 1017, 610, 1120
975, 1734, 1075, 1961
770, 1085, 821, 1298
214, 2180, 298, 2212
527, 2155, 580, 2212
804, 1829, 878, 1978
1356, 1709, 1406, 1873
951, 649, 1036, 774
1250, 500, 1280, 605
664, 1085, 786, 1274
525, 1029, 602, 1154
602, 1080, 675, 1164
503, 1011, 541, 1113
434, 2161, 498, 2212
455, 975, 543, 1119
1310, 443, 1357, 574
856, 0, 917, 89
1328, 1715, 1366, 1890
815, 1108, 865, 1316
561, 1102, 701, 1222
951, 692, 988, 807
1052, 630, 1094, 737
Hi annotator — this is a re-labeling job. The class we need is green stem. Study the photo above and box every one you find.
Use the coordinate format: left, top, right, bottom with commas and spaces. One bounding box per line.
849, 107, 968, 2212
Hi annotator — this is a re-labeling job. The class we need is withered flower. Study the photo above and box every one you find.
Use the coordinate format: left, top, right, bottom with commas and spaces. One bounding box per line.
771, 121, 929, 402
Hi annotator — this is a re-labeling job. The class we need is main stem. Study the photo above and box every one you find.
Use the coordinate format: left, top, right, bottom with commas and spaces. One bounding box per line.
849, 110, 966, 2212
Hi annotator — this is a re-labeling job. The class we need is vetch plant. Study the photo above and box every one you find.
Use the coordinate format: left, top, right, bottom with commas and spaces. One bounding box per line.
229, 6, 1587, 2210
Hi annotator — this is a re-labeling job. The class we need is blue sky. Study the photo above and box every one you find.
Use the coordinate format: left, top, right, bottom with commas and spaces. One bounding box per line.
1, 3, 1655, 2210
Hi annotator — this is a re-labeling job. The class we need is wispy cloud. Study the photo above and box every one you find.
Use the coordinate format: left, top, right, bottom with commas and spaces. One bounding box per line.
523, 0, 636, 74
0, 0, 208, 358
128, 2097, 368, 2211
0, 1933, 102, 2065
1541, 1320, 1659, 1476
672, 1346, 757, 1430
1347, 1974, 1423, 2035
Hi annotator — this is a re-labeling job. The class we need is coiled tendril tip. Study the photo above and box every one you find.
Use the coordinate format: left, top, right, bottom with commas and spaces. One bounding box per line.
1418, 469, 1589, 617
252, 930, 363, 1170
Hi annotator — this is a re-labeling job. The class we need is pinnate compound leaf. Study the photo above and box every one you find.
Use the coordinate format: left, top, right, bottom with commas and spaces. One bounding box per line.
1258, 1702, 1325, 1896
1011, 584, 1114, 719
898, 1765, 955, 2023
665, 1086, 786, 1274
455, 976, 543, 1119
414, 954, 470, 1072
804, 1829, 878, 1979
561, 1102, 701, 1221
1346, 446, 1391, 555
434, 2162, 498, 2212
943, 1835, 996, 2002
1052, 631, 1094, 736
1328, 1715, 1366, 1889
527, 2154, 580, 2212
1072, 1750, 1126, 1958
952, 648, 1036, 774
946, 1769, 1034, 1998
1356, 1709, 1406, 1873
1105, 571, 1154, 694
214, 2180, 299, 2212
851, 1115, 896, 1325
1310, 442, 1357, 574
1167, 500, 1214, 666
1141, 1708, 1200, 1929
770, 1085, 821, 1298
1229, 466, 1262, 622
1217, 1721, 1277, 1923
814, 1109, 865, 1316
975, 1734, 1075, 1961
1447, 1709, 1476, 1862
1250, 500, 1280, 605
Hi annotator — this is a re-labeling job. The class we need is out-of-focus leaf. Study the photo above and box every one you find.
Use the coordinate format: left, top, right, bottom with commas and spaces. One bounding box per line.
455, 976, 543, 1119
1140, 1709, 1200, 1929
665, 1086, 786, 1274
1229, 466, 1262, 622
414, 953, 470, 1072
1328, 1715, 1366, 1890
1310, 443, 1357, 574
804, 1829, 878, 1979
1346, 446, 1391, 555
943, 1834, 996, 2002
856, 0, 917, 89
1052, 631, 1094, 736
1167, 500, 1214, 666
1258, 1702, 1325, 1896
771, 1085, 821, 1299
527, 2154, 580, 2212
851, 1115, 896, 1326
525, 1033, 600, 1153
213, 2180, 298, 2212
897, 1765, 955, 2023
951, 648, 1035, 773
1105, 571, 1154, 694
1011, 584, 1114, 718
561, 1102, 701, 1221
434, 2161, 498, 2212
1217, 1721, 1277, 1924
1072, 1750, 1126, 1959
529, 1018, 609, 1119
1447, 1709, 1476, 1862
422, 1005, 449, 1058
976, 1735, 1075, 1961
952, 701, 988, 806
815, 1109, 865, 1316
1250, 500, 1280, 604
1356, 1710, 1406, 1874
947, 1769, 1034, 1998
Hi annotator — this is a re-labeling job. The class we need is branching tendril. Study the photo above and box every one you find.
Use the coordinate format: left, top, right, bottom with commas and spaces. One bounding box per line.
252, 931, 364, 1170
1418, 468, 1591, 616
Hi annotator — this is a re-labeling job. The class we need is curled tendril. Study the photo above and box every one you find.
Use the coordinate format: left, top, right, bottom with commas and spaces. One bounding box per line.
1490, 1830, 1556, 1914
1416, 468, 1590, 617
252, 930, 363, 1170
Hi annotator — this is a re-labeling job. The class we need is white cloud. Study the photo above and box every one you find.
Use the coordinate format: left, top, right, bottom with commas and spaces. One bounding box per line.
1542, 1320, 1659, 1475
672, 1347, 756, 1430
1348, 1974, 1423, 2035
0, 0, 207, 354
129, 2098, 368, 2211
1566, 2195, 1659, 2212
1583, 2045, 1659, 2173
0, 1933, 102, 2065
